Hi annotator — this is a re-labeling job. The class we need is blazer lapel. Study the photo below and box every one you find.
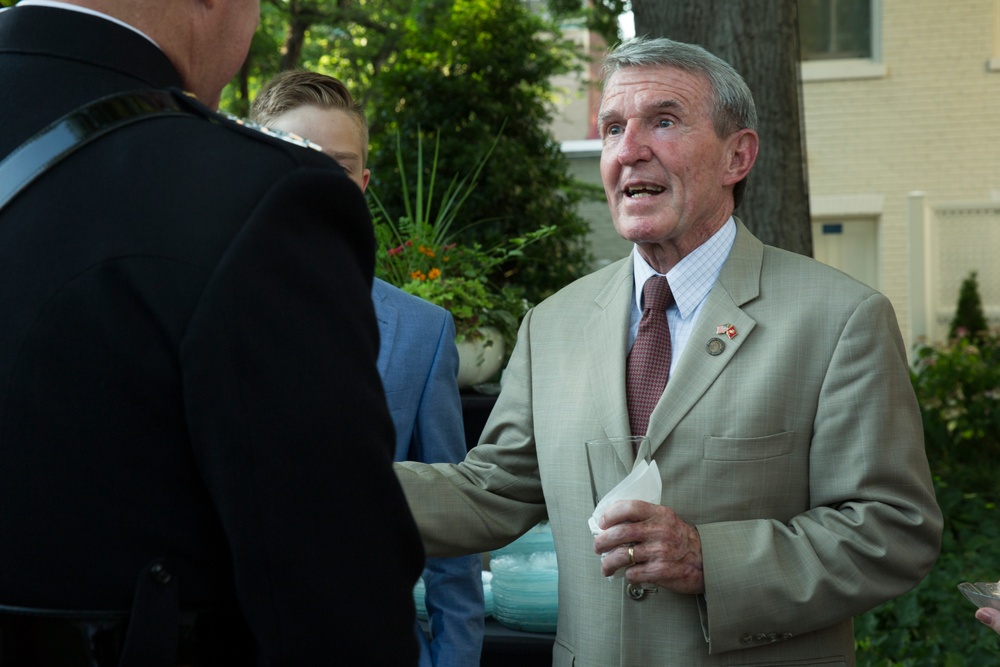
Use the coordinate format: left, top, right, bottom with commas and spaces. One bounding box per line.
646, 219, 764, 456
371, 281, 398, 379
584, 259, 638, 470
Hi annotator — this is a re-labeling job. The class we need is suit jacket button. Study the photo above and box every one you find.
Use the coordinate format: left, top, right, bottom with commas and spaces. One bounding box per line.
626, 584, 645, 600
150, 561, 172, 585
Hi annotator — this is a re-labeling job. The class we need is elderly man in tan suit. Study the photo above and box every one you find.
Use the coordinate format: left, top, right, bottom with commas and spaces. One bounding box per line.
396, 37, 942, 666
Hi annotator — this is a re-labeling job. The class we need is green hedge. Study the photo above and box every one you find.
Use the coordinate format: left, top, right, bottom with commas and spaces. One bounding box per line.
856, 327, 1000, 665
855, 479, 998, 665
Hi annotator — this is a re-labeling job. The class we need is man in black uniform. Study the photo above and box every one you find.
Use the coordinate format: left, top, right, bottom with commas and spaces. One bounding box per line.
0, 1, 423, 665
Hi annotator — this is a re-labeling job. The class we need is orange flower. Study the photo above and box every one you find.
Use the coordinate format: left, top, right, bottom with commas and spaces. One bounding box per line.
428, 268, 441, 280
418, 244, 436, 258
410, 270, 427, 281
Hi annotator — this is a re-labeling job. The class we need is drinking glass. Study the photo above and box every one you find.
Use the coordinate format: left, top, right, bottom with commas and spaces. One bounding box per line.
584, 435, 650, 506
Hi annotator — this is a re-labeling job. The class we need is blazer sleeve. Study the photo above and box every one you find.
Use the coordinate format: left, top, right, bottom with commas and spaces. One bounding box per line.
696, 292, 943, 654
396, 311, 550, 562
180, 167, 423, 665
411, 311, 485, 667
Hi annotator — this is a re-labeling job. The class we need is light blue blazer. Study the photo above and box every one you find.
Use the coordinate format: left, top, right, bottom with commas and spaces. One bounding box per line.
372, 279, 484, 667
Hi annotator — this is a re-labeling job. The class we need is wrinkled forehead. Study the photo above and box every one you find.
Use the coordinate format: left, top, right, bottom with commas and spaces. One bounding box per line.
600, 66, 713, 117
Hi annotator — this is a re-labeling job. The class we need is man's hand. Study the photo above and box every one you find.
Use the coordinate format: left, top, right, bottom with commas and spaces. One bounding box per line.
593, 499, 704, 595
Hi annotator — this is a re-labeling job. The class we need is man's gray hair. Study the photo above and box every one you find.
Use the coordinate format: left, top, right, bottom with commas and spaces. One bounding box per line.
601, 37, 758, 207
601, 37, 758, 137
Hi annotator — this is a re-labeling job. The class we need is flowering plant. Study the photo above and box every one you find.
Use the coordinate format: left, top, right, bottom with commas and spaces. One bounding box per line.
368, 128, 555, 346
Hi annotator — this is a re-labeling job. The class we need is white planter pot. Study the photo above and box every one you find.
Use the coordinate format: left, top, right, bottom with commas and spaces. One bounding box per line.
456, 326, 505, 389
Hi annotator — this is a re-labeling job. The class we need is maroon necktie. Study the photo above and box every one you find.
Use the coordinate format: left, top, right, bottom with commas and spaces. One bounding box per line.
627, 275, 674, 436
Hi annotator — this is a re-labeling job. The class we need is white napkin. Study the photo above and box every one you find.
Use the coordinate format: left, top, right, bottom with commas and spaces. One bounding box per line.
588, 458, 662, 579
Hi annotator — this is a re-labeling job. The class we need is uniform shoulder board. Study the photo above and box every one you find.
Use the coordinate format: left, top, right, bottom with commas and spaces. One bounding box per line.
169, 88, 323, 153
227, 116, 324, 152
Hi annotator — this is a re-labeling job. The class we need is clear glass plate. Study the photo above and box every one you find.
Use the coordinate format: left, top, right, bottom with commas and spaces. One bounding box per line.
958, 582, 1000, 611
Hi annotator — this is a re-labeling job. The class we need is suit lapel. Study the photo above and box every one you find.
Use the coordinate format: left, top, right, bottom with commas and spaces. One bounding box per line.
646, 219, 764, 456
371, 281, 398, 380
583, 259, 635, 470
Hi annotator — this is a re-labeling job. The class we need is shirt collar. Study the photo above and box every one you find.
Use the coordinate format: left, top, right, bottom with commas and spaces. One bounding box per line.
13, 1, 160, 48
631, 216, 737, 318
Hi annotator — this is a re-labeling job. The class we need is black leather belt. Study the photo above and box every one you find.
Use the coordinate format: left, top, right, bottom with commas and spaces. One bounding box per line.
0, 558, 251, 666
0, 89, 190, 214
0, 609, 134, 666
0, 606, 252, 666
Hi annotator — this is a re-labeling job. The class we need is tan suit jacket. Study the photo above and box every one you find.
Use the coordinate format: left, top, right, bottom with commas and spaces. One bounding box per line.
397, 220, 942, 666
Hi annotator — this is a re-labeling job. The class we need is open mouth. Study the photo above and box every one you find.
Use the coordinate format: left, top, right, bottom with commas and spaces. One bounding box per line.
625, 185, 665, 199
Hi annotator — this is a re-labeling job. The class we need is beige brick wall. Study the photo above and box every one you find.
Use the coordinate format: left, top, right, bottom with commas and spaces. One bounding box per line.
802, 0, 1000, 343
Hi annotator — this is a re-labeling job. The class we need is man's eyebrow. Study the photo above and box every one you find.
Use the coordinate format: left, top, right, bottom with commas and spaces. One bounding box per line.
597, 98, 683, 127
654, 99, 682, 112
596, 108, 619, 127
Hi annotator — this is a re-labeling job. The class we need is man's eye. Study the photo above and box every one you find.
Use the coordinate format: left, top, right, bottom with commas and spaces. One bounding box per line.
606, 125, 623, 137
659, 119, 674, 128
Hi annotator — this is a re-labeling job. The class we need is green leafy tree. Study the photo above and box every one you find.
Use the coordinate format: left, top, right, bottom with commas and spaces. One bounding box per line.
547, 0, 630, 44
223, 0, 416, 116
222, 0, 593, 304
362, 0, 592, 303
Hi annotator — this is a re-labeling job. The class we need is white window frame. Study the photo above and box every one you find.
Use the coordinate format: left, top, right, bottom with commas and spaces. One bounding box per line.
800, 0, 886, 82
989, 0, 1000, 71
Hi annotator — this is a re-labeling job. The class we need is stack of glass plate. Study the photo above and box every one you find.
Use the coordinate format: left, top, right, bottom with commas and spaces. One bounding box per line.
490, 521, 554, 558
482, 570, 495, 617
489, 550, 558, 633
412, 576, 428, 620
413, 570, 497, 620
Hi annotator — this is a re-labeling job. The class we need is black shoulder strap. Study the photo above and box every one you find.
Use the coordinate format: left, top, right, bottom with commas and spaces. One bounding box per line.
0, 89, 194, 214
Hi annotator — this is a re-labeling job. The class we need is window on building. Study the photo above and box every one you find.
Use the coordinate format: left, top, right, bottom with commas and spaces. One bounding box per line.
799, 0, 872, 61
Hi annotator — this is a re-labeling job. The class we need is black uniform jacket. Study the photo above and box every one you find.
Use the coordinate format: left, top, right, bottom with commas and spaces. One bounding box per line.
0, 6, 423, 664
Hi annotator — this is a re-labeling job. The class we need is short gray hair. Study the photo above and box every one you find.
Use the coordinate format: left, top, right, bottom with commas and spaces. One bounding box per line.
601, 37, 758, 136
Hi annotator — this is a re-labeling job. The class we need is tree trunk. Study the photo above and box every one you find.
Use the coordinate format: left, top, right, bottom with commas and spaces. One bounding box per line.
631, 0, 812, 255
281, 18, 309, 71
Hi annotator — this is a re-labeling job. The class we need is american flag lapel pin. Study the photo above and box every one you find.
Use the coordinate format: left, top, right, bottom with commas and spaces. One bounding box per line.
717, 323, 738, 340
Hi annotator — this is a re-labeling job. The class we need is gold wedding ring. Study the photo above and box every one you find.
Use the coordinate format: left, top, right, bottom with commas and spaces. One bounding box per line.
628, 544, 635, 565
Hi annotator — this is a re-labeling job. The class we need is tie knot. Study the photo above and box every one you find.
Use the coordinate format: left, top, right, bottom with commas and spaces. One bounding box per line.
642, 275, 673, 312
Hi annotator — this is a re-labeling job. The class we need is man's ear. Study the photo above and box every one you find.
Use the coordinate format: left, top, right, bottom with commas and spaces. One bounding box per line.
722, 129, 759, 187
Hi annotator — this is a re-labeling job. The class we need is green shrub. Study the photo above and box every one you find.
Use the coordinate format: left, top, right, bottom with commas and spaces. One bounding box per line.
910, 327, 1000, 500
363, 0, 593, 306
855, 479, 999, 666
949, 272, 989, 343
855, 327, 1000, 664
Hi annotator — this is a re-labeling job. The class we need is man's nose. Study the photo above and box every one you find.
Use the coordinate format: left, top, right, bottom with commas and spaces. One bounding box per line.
616, 124, 653, 164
